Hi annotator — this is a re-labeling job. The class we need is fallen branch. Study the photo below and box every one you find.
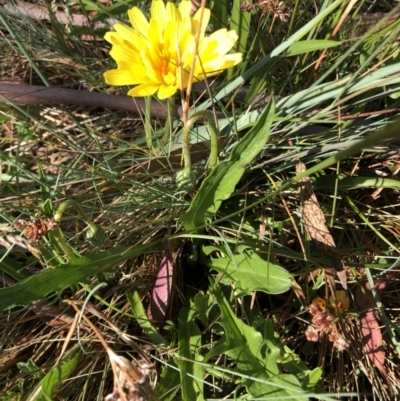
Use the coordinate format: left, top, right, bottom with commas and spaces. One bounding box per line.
0, 83, 182, 119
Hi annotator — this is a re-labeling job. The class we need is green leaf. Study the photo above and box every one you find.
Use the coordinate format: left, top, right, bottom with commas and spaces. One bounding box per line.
389, 90, 400, 99
205, 245, 292, 295
0, 241, 164, 310
303, 367, 323, 391
253, 319, 322, 391
210, 0, 228, 31
126, 290, 167, 346
313, 175, 400, 191
0, 256, 32, 281
231, 0, 251, 55
152, 360, 181, 401
36, 348, 80, 401
205, 285, 307, 400
286, 40, 341, 56
175, 303, 205, 401
182, 99, 275, 232
17, 359, 41, 375
193, 291, 213, 327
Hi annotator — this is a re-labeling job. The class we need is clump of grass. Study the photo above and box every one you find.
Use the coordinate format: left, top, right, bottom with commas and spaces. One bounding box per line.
1, 0, 400, 400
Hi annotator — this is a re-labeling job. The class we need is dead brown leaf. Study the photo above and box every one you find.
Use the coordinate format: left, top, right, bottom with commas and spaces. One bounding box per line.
296, 162, 347, 293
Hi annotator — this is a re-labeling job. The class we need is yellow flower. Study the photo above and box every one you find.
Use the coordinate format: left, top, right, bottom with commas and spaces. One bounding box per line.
328, 290, 350, 313
103, 0, 242, 100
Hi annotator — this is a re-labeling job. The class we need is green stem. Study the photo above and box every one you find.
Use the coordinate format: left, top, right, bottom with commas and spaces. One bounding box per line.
54, 200, 104, 254
55, 200, 97, 233
161, 97, 175, 147
181, 110, 219, 181
144, 96, 153, 152
51, 227, 77, 260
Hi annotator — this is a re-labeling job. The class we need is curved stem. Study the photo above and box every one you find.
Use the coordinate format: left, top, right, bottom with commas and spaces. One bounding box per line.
181, 110, 219, 181
55, 200, 97, 233
54, 199, 103, 252
51, 227, 77, 260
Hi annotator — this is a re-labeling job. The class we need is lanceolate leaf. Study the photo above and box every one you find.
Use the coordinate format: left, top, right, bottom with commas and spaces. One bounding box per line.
182, 99, 275, 232
0, 241, 164, 310
286, 39, 341, 56
175, 303, 205, 401
36, 348, 80, 401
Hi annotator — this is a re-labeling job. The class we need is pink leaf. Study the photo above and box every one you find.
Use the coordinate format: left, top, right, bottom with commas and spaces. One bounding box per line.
147, 242, 173, 321
355, 281, 387, 375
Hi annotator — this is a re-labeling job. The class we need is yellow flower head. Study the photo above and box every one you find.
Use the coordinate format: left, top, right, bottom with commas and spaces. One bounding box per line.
328, 290, 350, 313
103, 0, 242, 100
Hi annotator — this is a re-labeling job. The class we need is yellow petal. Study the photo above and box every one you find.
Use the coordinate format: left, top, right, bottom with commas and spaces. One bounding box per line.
223, 53, 243, 65
104, 24, 138, 47
180, 33, 196, 68
109, 47, 142, 65
130, 31, 148, 49
148, 18, 162, 51
158, 84, 177, 99
104, 31, 122, 46
103, 68, 146, 85
192, 7, 210, 38
208, 29, 238, 55
128, 83, 159, 97
164, 22, 179, 58
142, 53, 161, 82
202, 53, 242, 70
166, 2, 180, 24
178, 0, 192, 19
128, 7, 149, 34
147, 42, 163, 67
198, 37, 217, 61
151, 0, 167, 31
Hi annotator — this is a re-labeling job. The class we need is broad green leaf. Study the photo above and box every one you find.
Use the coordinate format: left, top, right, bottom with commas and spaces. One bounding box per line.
36, 348, 80, 401
254, 318, 323, 392
205, 285, 307, 400
0, 241, 164, 310
175, 303, 205, 401
182, 99, 275, 232
205, 245, 292, 295
286, 40, 341, 56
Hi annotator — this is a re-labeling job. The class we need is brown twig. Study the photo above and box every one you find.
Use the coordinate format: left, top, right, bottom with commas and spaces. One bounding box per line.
0, 83, 182, 119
